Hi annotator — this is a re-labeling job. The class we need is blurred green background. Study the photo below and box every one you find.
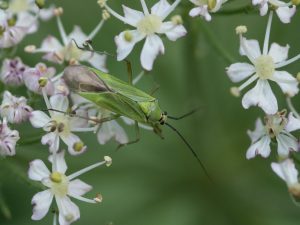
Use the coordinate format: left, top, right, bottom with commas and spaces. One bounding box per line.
1, 0, 300, 225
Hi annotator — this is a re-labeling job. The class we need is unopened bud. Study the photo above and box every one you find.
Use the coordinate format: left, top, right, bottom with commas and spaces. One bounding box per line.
230, 87, 240, 97
208, 0, 217, 10
35, 0, 45, 9
235, 25, 247, 35
124, 30, 133, 42
97, 0, 107, 8
54, 7, 63, 16
38, 77, 48, 87
104, 156, 112, 167
0, 1, 9, 10
171, 15, 183, 25
25, 45, 36, 52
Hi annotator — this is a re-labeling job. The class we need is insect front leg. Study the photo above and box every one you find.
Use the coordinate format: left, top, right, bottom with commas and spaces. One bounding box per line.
116, 121, 140, 150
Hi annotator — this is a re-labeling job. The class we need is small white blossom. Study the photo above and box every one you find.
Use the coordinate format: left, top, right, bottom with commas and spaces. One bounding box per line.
29, 151, 110, 225
26, 13, 107, 71
246, 111, 298, 159
271, 159, 300, 197
189, 0, 227, 21
0, 91, 32, 124
23, 63, 56, 95
0, 57, 28, 86
29, 94, 89, 155
0, 118, 19, 156
252, 0, 296, 23
104, 0, 187, 70
226, 12, 299, 114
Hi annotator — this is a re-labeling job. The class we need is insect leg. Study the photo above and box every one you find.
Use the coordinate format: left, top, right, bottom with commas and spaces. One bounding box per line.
116, 121, 140, 150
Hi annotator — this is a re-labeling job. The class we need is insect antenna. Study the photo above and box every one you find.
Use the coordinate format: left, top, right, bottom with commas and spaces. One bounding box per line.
167, 108, 199, 120
165, 122, 213, 182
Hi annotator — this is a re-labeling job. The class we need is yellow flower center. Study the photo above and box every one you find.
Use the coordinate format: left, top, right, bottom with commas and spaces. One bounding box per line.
137, 15, 162, 35
255, 55, 275, 80
50, 172, 69, 197
51, 114, 70, 135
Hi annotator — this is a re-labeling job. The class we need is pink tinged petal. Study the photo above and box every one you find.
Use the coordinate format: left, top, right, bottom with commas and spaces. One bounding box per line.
189, 6, 211, 21
67, 26, 88, 44
189, 7, 202, 17
68, 179, 92, 197
286, 113, 300, 132
29, 111, 51, 128
41, 132, 60, 153
141, 35, 165, 71
0, 26, 28, 48
122, 5, 145, 26
159, 22, 187, 41
97, 121, 128, 145
31, 190, 53, 220
151, 0, 171, 17
276, 133, 298, 157
39, 5, 55, 21
271, 71, 299, 97
49, 151, 67, 174
50, 95, 69, 113
242, 79, 278, 115
239, 38, 261, 60
86, 52, 107, 72
115, 30, 145, 61
56, 197, 80, 225
276, 6, 296, 24
246, 135, 271, 159
28, 159, 51, 181
247, 118, 266, 143
271, 159, 298, 185
268, 43, 289, 64
226, 63, 255, 83
39, 36, 64, 64
259, 2, 268, 16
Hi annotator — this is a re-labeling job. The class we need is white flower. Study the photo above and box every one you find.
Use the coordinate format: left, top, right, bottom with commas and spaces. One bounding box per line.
271, 159, 300, 197
226, 12, 299, 114
29, 94, 90, 155
0, 118, 20, 156
104, 0, 187, 70
246, 111, 298, 159
29, 151, 111, 225
0, 10, 35, 48
252, 0, 296, 23
0, 91, 32, 124
70, 94, 128, 145
26, 14, 107, 71
24, 63, 56, 95
189, 0, 227, 21
0, 57, 28, 86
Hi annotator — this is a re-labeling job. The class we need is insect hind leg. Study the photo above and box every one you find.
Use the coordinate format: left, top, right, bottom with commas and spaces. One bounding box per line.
116, 121, 140, 150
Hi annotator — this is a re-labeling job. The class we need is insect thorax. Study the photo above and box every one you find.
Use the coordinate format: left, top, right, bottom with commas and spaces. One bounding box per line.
138, 100, 163, 124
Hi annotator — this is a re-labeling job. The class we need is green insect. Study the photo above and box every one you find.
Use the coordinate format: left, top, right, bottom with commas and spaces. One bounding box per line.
63, 64, 211, 180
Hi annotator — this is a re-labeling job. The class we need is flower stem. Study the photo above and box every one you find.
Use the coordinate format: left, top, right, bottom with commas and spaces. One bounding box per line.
0, 188, 11, 220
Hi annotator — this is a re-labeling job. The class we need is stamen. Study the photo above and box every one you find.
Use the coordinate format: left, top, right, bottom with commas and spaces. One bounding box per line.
140, 0, 150, 15
286, 97, 300, 119
69, 194, 99, 204
50, 72, 64, 82
53, 213, 57, 225
133, 71, 145, 85
275, 53, 300, 68
87, 19, 105, 40
263, 11, 273, 55
161, 0, 181, 20
239, 35, 255, 64
103, 3, 135, 26
67, 157, 110, 180
71, 127, 96, 132
238, 74, 258, 92
56, 15, 68, 45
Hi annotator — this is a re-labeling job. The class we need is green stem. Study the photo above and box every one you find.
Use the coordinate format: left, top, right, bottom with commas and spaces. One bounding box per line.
216, 4, 256, 15
0, 188, 12, 220
199, 20, 236, 64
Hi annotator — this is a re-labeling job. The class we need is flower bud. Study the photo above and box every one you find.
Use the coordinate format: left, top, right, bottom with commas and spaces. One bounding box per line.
35, 0, 45, 9
104, 156, 112, 167
230, 87, 240, 97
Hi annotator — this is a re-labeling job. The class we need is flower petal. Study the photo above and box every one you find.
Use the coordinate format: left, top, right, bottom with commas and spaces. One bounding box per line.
86, 52, 107, 72
246, 135, 271, 159
276, 6, 296, 24
115, 30, 145, 61
271, 159, 298, 186
159, 22, 187, 41
240, 38, 261, 60
122, 5, 144, 26
49, 151, 67, 174
226, 62, 255, 83
242, 79, 278, 114
97, 120, 128, 145
286, 112, 300, 132
41, 132, 60, 153
276, 133, 298, 157
28, 159, 50, 181
151, 0, 171, 17
56, 196, 80, 225
140, 35, 165, 71
68, 179, 92, 197
60, 133, 87, 155
29, 111, 51, 128
271, 71, 299, 97
268, 43, 289, 64
50, 94, 69, 113
31, 190, 53, 220
247, 118, 266, 143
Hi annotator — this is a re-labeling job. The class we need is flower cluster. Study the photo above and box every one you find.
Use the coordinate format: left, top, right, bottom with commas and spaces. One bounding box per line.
226, 1, 300, 202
